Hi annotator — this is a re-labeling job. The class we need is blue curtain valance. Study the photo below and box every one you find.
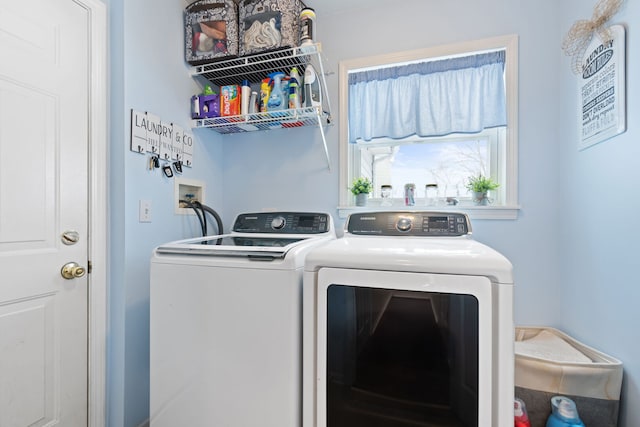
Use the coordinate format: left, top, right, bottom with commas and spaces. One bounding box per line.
348, 50, 507, 143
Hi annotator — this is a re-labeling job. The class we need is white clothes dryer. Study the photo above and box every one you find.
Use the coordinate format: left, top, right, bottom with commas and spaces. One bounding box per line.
150, 212, 335, 427
303, 211, 514, 427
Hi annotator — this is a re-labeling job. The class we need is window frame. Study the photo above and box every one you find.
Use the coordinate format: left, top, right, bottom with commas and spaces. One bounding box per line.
338, 34, 519, 220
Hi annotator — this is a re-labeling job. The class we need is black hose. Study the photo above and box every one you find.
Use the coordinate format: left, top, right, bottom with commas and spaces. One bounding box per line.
192, 201, 207, 236
199, 203, 223, 236
179, 199, 206, 237
178, 200, 224, 243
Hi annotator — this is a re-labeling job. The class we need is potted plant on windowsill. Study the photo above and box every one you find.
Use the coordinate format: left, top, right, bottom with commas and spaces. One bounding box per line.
351, 177, 372, 207
466, 175, 499, 206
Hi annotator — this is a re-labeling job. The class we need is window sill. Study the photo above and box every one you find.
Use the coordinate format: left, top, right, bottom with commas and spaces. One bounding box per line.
336, 204, 520, 220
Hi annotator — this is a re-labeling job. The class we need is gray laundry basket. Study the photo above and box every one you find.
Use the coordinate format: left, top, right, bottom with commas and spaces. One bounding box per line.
514, 326, 623, 427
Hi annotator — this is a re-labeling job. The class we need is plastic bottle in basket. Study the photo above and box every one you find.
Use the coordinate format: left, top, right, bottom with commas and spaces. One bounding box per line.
514, 398, 531, 427
546, 396, 585, 427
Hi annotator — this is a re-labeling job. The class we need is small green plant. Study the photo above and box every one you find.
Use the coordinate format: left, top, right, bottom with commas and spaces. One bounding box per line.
350, 177, 373, 195
466, 175, 499, 193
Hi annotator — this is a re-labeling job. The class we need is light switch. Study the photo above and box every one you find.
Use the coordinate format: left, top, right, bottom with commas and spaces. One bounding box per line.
139, 199, 152, 223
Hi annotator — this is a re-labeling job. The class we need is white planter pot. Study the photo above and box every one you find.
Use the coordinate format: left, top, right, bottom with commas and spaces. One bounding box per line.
473, 191, 489, 206
355, 193, 368, 206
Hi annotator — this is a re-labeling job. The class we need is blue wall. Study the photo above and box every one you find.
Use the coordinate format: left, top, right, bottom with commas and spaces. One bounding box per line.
108, 0, 224, 425
558, 2, 640, 426
105, 0, 639, 425
222, 0, 565, 326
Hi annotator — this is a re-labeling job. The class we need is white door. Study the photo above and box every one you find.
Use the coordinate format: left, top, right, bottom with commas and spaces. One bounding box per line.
0, 0, 90, 425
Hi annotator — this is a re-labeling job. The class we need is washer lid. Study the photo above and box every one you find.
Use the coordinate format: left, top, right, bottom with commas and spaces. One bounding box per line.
154, 211, 336, 259
155, 233, 314, 259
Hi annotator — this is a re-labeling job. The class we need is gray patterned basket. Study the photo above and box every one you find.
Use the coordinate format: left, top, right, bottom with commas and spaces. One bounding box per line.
238, 0, 305, 56
184, 0, 239, 65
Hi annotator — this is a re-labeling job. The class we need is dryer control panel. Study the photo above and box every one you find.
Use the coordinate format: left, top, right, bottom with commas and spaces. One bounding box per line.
347, 211, 471, 236
233, 212, 331, 234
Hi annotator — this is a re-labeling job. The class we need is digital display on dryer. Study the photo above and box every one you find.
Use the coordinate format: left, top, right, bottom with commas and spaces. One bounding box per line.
297, 215, 316, 228
427, 216, 449, 230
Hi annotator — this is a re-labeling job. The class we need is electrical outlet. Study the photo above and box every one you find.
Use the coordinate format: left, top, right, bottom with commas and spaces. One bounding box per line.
139, 199, 152, 222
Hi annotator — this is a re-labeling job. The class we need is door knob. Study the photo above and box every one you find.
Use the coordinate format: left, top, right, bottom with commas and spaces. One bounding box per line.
61, 262, 86, 279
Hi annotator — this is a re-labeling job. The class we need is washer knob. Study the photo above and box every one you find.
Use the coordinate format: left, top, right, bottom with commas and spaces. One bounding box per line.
271, 216, 286, 230
396, 217, 412, 232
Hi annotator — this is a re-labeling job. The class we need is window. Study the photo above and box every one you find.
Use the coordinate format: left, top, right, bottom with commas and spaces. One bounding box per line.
357, 128, 503, 203
339, 35, 518, 219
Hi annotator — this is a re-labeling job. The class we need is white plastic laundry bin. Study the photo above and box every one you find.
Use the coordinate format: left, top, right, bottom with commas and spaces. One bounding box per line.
514, 326, 623, 427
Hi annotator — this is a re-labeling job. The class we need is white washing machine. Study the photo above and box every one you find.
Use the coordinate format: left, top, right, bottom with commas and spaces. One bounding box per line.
150, 211, 335, 427
303, 211, 514, 427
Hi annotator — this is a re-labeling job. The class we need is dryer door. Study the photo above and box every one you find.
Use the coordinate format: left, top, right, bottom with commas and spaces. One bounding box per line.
315, 268, 494, 427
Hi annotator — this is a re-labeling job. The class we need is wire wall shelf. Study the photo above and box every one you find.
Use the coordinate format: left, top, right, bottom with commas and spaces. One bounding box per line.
193, 107, 330, 133
190, 43, 332, 169
192, 44, 321, 87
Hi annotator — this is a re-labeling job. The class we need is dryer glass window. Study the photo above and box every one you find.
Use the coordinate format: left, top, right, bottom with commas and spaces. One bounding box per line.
326, 285, 479, 427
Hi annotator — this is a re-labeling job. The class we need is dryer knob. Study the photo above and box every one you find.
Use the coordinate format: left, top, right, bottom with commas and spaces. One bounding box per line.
396, 217, 412, 232
271, 216, 286, 230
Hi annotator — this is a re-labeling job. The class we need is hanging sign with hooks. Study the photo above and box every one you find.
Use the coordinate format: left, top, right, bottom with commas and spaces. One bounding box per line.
130, 109, 194, 167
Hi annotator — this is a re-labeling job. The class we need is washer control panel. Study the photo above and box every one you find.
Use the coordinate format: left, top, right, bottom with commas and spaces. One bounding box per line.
233, 212, 331, 234
347, 211, 471, 236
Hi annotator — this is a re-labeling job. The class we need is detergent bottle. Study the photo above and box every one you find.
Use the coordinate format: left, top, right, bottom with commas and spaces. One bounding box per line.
288, 67, 301, 109
240, 79, 251, 115
281, 76, 291, 108
267, 72, 286, 111
546, 396, 585, 427
514, 398, 531, 427
259, 78, 271, 112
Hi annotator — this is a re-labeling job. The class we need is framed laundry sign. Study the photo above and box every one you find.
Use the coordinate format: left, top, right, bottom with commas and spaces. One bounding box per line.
578, 24, 626, 150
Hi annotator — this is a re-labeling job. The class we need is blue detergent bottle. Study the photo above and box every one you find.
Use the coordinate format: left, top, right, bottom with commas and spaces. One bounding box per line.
546, 396, 585, 427
267, 72, 286, 111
